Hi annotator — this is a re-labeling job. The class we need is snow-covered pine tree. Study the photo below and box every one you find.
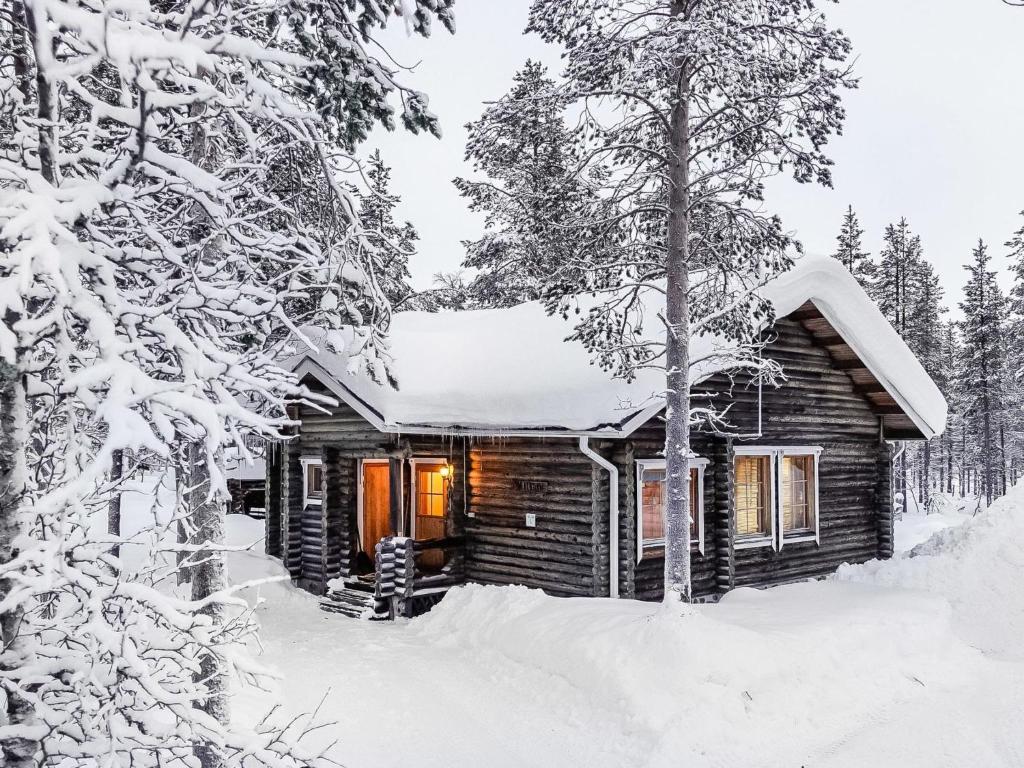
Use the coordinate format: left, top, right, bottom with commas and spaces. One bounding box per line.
1003, 212, 1024, 486
938, 322, 964, 495
832, 205, 874, 288
872, 218, 924, 339
357, 149, 418, 309
0, 0, 454, 763
958, 240, 1008, 505
454, 60, 594, 307
870, 218, 947, 504
526, 0, 854, 601
911, 260, 946, 505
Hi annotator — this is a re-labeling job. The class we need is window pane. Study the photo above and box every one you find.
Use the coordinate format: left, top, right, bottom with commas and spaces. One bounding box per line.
307, 463, 323, 498
782, 455, 815, 532
640, 468, 665, 543
735, 455, 770, 537
416, 464, 448, 519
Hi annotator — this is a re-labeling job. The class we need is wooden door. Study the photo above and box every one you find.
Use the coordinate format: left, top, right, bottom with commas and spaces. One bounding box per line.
414, 462, 448, 569
361, 462, 391, 556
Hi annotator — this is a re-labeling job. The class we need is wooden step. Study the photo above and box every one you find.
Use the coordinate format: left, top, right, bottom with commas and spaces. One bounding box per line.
319, 582, 382, 620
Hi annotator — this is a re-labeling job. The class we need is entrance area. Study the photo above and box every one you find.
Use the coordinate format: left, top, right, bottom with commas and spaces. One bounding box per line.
360, 460, 391, 559
358, 457, 452, 572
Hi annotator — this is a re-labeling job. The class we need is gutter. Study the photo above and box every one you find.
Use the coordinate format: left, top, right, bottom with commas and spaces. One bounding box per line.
578, 437, 619, 599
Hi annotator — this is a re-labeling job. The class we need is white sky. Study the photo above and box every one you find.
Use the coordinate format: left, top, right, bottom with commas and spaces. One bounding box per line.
366, 0, 1024, 313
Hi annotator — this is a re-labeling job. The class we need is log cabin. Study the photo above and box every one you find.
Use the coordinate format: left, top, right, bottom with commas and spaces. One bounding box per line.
260, 257, 947, 618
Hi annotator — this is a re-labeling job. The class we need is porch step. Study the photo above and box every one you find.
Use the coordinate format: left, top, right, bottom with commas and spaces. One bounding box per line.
319, 581, 384, 620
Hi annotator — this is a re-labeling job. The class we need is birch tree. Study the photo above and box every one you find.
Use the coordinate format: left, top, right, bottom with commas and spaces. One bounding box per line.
526, 0, 854, 601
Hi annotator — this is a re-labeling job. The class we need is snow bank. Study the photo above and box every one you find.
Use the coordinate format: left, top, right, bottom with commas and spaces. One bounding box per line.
413, 580, 975, 766
838, 484, 1024, 660
288, 256, 947, 437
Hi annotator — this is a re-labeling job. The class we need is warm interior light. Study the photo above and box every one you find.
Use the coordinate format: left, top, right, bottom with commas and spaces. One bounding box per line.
439, 464, 452, 479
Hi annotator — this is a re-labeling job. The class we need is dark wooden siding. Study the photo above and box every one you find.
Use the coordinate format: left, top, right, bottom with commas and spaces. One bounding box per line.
704, 318, 887, 589
464, 438, 601, 597
611, 423, 720, 601
613, 317, 890, 598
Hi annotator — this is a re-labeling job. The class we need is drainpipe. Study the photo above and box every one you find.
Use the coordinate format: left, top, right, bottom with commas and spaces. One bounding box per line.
579, 437, 619, 598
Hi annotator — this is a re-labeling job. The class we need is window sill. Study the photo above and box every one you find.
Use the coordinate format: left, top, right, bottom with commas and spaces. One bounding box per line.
734, 536, 774, 550
781, 533, 818, 545
640, 543, 701, 559
304, 498, 323, 507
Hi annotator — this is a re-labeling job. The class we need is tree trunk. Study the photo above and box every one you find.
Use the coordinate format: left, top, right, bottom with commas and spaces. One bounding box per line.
922, 440, 930, 507
663, 6, 692, 603
999, 423, 1006, 497
0, 363, 37, 767
109, 448, 123, 559
189, 442, 228, 768
982, 392, 992, 505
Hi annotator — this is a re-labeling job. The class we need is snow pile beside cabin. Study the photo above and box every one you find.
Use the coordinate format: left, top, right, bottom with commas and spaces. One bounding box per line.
837, 482, 1024, 660
413, 583, 976, 766
162, 482, 1024, 768
286, 256, 947, 437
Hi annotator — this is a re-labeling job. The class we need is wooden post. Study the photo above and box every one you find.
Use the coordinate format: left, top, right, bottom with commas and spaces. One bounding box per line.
877, 442, 895, 559
265, 442, 282, 558
715, 437, 736, 596
388, 456, 402, 536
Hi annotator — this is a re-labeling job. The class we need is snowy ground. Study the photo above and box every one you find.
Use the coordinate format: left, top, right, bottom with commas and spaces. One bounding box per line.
125, 477, 1024, 767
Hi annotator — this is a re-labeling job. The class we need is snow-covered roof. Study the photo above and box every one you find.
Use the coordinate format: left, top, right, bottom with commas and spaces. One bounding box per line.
288, 256, 948, 439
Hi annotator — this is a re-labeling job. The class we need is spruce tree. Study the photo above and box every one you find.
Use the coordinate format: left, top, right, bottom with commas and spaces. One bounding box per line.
958, 240, 1007, 505
872, 218, 924, 339
454, 60, 593, 307
832, 205, 874, 288
357, 149, 418, 309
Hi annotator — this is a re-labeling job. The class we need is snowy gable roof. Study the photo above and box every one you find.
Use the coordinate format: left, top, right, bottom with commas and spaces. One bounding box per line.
288, 256, 948, 439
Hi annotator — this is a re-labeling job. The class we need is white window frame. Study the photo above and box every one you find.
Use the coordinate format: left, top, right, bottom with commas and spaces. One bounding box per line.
733, 446, 822, 551
635, 456, 709, 563
300, 456, 324, 507
409, 457, 449, 539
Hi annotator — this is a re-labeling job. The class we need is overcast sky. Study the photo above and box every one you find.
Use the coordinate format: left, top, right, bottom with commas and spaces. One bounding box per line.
366, 0, 1024, 313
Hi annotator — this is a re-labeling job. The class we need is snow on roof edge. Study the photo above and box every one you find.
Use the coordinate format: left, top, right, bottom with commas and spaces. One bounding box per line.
288, 256, 948, 440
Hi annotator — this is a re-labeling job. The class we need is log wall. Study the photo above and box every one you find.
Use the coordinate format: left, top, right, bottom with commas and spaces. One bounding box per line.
464, 437, 601, 597
707, 318, 887, 590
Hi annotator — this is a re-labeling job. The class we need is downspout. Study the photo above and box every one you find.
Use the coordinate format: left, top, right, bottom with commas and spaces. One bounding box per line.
579, 437, 619, 599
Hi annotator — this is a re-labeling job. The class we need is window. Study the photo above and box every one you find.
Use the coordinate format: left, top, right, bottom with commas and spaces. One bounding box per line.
414, 462, 449, 519
301, 457, 324, 506
636, 457, 708, 561
735, 454, 772, 539
734, 447, 821, 550
781, 454, 816, 533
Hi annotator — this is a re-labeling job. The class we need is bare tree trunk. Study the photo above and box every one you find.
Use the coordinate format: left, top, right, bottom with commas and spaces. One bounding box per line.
189, 442, 228, 768
982, 392, 992, 505
922, 440, 930, 507
663, 5, 692, 603
109, 449, 123, 559
1000, 423, 1006, 497
1, 8, 47, 761
0, 363, 37, 767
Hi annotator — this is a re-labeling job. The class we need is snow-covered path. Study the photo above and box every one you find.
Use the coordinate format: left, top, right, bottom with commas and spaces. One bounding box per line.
128, 477, 1024, 767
